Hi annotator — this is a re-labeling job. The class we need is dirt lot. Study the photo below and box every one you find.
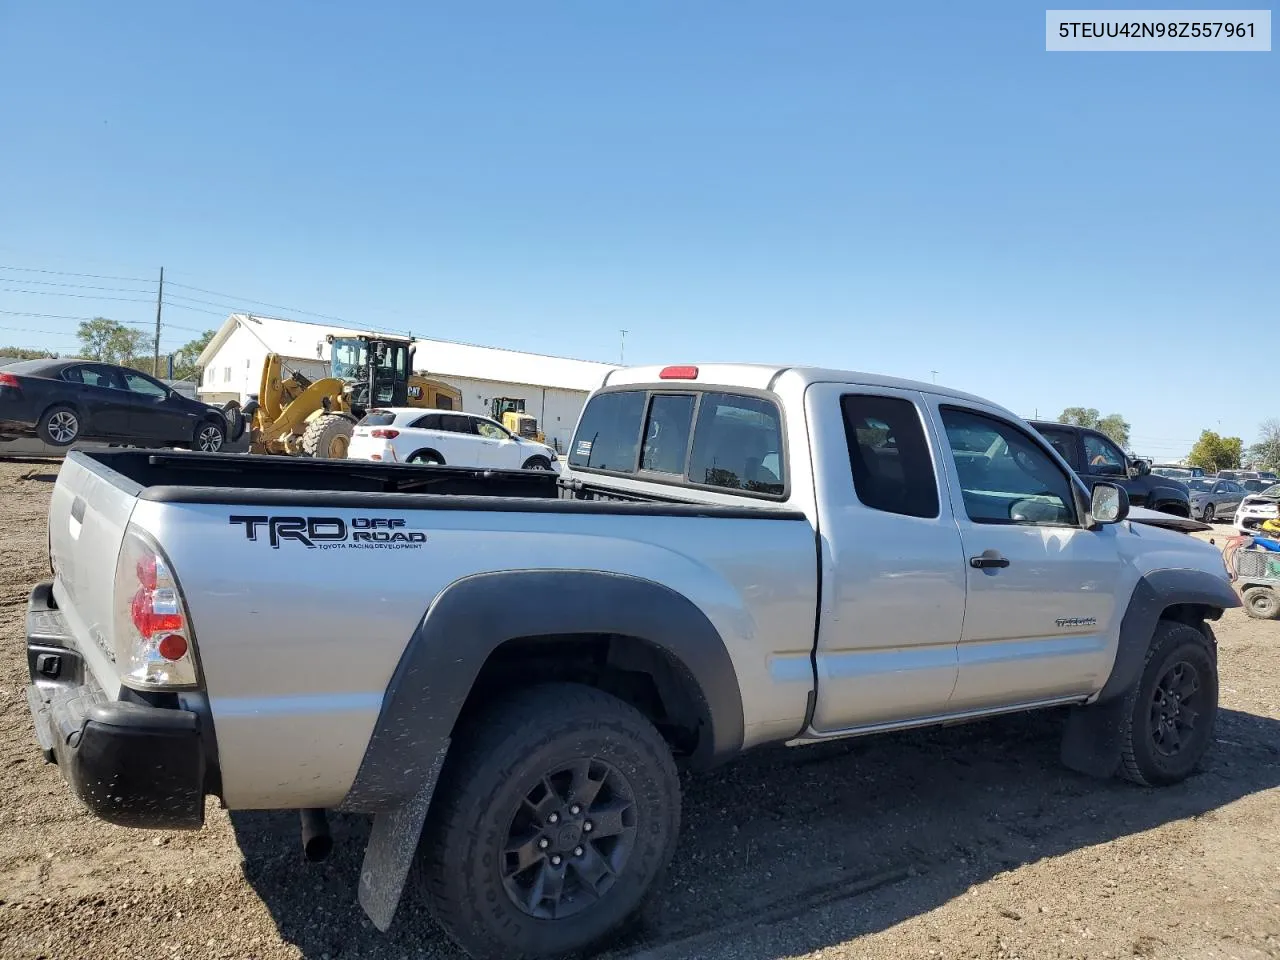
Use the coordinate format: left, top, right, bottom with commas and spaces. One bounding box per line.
0, 458, 1277, 960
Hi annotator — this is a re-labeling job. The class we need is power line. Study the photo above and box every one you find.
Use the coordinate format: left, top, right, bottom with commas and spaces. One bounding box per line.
161, 300, 228, 318
0, 286, 154, 303
0, 275, 153, 294
0, 264, 151, 283
163, 281, 359, 326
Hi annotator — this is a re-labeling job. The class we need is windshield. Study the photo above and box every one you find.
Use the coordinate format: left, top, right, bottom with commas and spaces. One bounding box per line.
1187, 479, 1214, 492
1259, 484, 1280, 498
330, 338, 370, 381
1153, 467, 1193, 480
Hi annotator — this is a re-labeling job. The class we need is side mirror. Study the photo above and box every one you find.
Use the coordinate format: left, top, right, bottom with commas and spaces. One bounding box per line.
1130, 458, 1151, 477
1091, 482, 1130, 525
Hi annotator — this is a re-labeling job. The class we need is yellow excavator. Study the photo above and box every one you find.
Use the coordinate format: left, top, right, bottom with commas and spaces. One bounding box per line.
241, 332, 461, 458
490, 397, 545, 443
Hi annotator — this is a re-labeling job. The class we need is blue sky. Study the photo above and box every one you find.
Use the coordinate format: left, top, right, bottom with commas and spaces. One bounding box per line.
0, 1, 1274, 460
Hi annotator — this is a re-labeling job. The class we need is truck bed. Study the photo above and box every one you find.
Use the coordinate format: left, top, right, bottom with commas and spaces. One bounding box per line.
84, 450, 788, 518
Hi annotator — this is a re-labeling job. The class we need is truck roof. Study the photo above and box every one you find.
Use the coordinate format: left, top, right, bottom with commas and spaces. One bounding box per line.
601, 363, 1003, 412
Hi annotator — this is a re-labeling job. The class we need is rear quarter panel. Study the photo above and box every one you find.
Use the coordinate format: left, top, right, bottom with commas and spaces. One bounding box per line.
126, 499, 818, 809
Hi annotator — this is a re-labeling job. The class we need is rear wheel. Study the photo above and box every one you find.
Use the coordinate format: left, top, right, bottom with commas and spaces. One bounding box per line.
1243, 586, 1280, 620
38, 405, 80, 446
417, 683, 680, 960
194, 419, 225, 452
407, 449, 445, 466
522, 455, 553, 471
301, 414, 353, 458
1119, 620, 1218, 786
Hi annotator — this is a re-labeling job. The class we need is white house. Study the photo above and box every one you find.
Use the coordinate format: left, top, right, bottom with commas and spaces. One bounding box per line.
195, 314, 617, 452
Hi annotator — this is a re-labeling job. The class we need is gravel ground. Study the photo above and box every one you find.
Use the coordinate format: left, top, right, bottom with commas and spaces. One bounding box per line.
0, 458, 1277, 960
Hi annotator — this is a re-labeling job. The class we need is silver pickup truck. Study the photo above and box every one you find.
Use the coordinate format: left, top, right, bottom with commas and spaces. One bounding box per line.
25, 363, 1238, 959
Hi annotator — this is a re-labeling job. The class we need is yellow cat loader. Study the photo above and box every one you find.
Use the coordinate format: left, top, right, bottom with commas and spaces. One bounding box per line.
490, 397, 545, 443
241, 333, 461, 458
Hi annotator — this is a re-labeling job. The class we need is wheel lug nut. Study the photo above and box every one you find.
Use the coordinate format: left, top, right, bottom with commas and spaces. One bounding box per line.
570, 804, 581, 815
538, 838, 549, 849
583, 821, 593, 833
551, 855, 562, 866
548, 813, 559, 824
574, 846, 584, 857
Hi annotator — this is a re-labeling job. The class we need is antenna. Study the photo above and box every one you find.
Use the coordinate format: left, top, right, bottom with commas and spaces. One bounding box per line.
619, 329, 628, 365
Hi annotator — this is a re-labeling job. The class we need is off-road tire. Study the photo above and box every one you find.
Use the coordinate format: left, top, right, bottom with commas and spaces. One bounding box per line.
1243, 585, 1280, 620
1118, 620, 1218, 786
38, 405, 80, 447
416, 683, 681, 960
521, 455, 553, 471
300, 413, 353, 458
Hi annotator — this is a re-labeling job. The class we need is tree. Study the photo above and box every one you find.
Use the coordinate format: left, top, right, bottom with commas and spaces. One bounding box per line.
0, 346, 57, 361
1248, 419, 1280, 472
1057, 407, 1131, 448
1187, 430, 1243, 473
169, 329, 217, 381
76, 317, 148, 366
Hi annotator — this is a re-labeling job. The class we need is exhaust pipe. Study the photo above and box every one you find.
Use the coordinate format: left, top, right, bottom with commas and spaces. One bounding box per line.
300, 808, 332, 862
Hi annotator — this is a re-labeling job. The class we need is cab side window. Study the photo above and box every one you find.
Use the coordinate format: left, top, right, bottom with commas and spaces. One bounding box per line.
1083, 432, 1126, 476
941, 407, 1078, 526
1037, 427, 1081, 470
840, 394, 939, 518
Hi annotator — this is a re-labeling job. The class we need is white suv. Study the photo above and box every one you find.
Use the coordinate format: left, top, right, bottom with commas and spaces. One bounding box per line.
348, 408, 560, 471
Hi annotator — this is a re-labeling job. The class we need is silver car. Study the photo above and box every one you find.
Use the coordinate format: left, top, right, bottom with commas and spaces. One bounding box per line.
1187, 477, 1246, 522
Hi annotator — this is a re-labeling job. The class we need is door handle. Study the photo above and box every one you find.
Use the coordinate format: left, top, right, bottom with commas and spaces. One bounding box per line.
970, 550, 1010, 569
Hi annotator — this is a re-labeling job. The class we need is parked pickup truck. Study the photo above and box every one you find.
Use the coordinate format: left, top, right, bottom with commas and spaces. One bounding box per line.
26, 363, 1237, 960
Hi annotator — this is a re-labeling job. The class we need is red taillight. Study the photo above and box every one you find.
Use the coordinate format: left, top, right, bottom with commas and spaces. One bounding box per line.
0, 372, 21, 389
131, 588, 184, 636
371, 428, 400, 439
115, 531, 199, 688
659, 365, 699, 380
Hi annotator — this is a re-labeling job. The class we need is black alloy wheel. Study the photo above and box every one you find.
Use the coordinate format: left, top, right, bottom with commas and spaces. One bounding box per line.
501, 758, 638, 920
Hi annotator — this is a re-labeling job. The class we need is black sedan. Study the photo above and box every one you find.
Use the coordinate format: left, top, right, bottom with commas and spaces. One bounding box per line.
0, 359, 229, 451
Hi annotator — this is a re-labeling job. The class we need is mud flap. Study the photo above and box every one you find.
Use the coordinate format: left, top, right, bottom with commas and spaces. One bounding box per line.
357, 740, 448, 932
1060, 697, 1128, 779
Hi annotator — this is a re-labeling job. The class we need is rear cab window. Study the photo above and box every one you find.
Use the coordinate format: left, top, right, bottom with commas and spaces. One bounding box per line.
569, 388, 786, 497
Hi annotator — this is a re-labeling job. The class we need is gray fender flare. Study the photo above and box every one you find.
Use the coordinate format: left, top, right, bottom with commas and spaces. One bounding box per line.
343, 569, 745, 930
1060, 568, 1238, 779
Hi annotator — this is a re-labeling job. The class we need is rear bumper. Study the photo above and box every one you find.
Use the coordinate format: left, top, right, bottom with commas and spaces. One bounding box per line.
25, 582, 206, 830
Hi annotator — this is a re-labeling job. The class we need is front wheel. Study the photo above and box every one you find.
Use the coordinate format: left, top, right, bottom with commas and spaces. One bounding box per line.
1118, 620, 1218, 786
522, 455, 553, 471
1243, 585, 1280, 620
417, 683, 680, 960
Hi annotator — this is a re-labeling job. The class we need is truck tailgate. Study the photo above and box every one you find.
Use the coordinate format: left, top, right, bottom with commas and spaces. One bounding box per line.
47, 452, 140, 694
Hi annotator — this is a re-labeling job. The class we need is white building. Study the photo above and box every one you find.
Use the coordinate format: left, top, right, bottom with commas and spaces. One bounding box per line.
195, 314, 616, 452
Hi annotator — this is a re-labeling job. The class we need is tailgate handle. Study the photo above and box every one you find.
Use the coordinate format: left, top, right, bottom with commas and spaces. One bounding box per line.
71, 497, 86, 523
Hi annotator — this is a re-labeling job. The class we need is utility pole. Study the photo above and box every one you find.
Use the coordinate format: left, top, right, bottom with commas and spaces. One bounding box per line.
619, 329, 628, 365
152, 266, 164, 376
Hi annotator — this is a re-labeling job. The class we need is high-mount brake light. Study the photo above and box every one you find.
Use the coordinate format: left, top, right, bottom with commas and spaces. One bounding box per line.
371, 428, 400, 439
659, 365, 699, 380
114, 530, 199, 688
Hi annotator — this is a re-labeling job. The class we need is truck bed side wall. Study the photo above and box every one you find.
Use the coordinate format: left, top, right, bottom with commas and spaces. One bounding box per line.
126, 499, 818, 809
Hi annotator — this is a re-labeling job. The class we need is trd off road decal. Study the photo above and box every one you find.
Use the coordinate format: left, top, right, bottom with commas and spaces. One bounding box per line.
229, 516, 427, 550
